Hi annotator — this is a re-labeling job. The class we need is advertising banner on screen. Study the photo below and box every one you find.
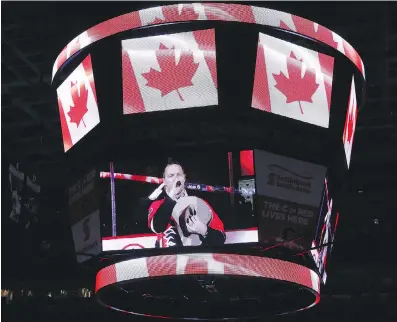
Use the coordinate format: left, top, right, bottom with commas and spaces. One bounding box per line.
57, 55, 100, 152
7, 163, 41, 229
69, 169, 101, 262
252, 33, 334, 128
71, 210, 101, 263
122, 29, 218, 114
254, 150, 326, 250
343, 76, 358, 168
101, 151, 258, 252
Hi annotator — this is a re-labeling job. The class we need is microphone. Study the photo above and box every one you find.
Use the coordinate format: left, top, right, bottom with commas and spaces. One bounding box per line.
176, 181, 181, 187
148, 182, 165, 201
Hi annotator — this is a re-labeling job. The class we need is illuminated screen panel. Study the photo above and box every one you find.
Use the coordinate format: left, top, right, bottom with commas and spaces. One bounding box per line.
343, 76, 358, 168
102, 151, 257, 251
122, 29, 218, 114
57, 55, 100, 152
53, 4, 365, 81
311, 178, 339, 284
252, 33, 334, 128
95, 253, 320, 318
69, 169, 102, 263
96, 253, 320, 295
240, 150, 255, 176
254, 149, 326, 251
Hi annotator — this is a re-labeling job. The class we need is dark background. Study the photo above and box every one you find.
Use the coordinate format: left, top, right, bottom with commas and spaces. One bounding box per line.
2, 1, 396, 321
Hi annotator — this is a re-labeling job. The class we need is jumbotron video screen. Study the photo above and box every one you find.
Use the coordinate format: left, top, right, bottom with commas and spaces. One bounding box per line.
100, 148, 338, 264
101, 151, 258, 251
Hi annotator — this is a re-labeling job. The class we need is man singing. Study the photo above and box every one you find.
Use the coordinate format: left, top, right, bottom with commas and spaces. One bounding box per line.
148, 162, 225, 248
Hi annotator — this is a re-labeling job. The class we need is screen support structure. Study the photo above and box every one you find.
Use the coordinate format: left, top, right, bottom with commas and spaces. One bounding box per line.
110, 162, 117, 237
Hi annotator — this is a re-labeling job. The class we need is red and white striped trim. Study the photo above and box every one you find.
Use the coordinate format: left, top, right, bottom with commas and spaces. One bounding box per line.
100, 171, 162, 184
101, 228, 259, 251
96, 253, 321, 299
100, 171, 233, 193
52, 3, 365, 81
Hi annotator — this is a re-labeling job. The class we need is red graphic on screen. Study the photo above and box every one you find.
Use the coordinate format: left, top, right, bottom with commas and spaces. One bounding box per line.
279, 21, 291, 31
240, 150, 254, 176
342, 40, 364, 76
184, 257, 209, 275
204, 3, 255, 22
342, 77, 358, 167
53, 4, 364, 82
95, 254, 320, 301
57, 55, 100, 152
273, 51, 319, 114
285, 18, 338, 50
68, 81, 89, 127
152, 4, 199, 25
279, 20, 335, 109
345, 107, 355, 144
315, 26, 338, 50
142, 43, 199, 101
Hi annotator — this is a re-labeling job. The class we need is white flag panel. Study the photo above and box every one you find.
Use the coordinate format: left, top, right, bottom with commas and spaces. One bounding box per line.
56, 55, 100, 152
252, 33, 334, 128
122, 29, 218, 114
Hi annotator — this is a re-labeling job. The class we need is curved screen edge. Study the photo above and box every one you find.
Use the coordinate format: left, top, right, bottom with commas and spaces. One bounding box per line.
52, 3, 365, 82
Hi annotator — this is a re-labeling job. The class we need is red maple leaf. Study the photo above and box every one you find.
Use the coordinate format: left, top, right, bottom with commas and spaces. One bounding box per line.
142, 43, 199, 101
279, 20, 335, 110
152, 4, 199, 25
68, 81, 89, 127
273, 51, 319, 114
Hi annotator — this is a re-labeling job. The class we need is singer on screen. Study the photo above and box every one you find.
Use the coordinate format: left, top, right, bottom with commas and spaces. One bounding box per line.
147, 162, 226, 248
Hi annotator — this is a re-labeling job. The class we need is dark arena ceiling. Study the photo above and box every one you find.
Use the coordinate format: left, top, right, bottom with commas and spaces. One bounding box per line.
1, 1, 397, 321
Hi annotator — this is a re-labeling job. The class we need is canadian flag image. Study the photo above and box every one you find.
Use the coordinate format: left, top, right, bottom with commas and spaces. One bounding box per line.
57, 55, 100, 152
252, 33, 334, 128
343, 76, 358, 168
122, 29, 218, 114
